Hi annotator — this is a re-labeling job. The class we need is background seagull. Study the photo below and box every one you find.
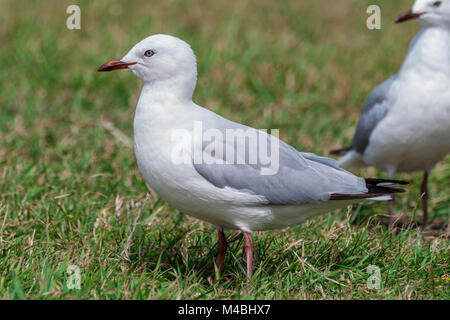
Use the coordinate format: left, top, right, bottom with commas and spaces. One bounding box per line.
331, 0, 450, 228
98, 34, 407, 278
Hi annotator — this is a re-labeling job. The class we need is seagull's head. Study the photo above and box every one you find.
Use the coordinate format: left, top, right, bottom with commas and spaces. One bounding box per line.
98, 34, 197, 98
396, 0, 450, 26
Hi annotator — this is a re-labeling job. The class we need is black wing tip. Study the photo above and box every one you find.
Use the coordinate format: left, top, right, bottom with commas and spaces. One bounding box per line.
330, 178, 409, 201
329, 146, 352, 156
330, 188, 405, 201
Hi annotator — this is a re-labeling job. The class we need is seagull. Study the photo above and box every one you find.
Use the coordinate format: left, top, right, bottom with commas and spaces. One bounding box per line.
331, 0, 450, 228
98, 34, 407, 277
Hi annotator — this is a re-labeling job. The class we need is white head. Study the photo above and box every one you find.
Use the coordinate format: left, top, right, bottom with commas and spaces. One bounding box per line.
98, 34, 197, 100
396, 0, 450, 27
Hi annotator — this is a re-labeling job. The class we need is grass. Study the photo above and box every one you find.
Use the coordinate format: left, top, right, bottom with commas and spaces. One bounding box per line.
0, 0, 449, 299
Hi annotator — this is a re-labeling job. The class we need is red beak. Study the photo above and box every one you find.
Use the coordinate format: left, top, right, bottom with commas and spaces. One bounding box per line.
395, 9, 424, 23
97, 59, 136, 72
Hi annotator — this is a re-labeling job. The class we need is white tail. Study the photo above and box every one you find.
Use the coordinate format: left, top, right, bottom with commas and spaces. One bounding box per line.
338, 150, 364, 169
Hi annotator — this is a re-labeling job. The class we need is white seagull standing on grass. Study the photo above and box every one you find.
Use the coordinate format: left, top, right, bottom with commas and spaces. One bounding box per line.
98, 34, 407, 277
331, 0, 450, 228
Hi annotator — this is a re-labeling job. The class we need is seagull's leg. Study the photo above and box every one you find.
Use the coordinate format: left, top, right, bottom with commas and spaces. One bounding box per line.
216, 228, 228, 276
420, 171, 429, 228
242, 231, 254, 278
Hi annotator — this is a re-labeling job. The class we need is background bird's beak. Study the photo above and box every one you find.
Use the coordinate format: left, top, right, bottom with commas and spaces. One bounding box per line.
97, 59, 136, 72
395, 9, 424, 23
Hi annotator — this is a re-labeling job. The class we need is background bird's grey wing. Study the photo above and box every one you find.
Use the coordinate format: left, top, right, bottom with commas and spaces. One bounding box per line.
193, 125, 367, 205
352, 77, 394, 154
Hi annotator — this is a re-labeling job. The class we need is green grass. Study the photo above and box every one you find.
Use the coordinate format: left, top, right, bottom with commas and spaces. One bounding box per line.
0, 0, 448, 299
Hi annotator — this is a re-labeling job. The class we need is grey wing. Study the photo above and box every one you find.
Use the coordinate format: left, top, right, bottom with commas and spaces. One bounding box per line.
193, 129, 367, 205
352, 76, 394, 154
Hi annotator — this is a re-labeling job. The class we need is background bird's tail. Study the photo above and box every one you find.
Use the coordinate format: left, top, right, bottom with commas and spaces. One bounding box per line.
329, 146, 352, 156
330, 147, 364, 169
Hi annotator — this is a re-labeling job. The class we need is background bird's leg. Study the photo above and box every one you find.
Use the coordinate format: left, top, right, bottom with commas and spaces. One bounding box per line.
387, 168, 396, 229
242, 231, 254, 278
388, 195, 396, 229
421, 171, 429, 228
216, 228, 227, 276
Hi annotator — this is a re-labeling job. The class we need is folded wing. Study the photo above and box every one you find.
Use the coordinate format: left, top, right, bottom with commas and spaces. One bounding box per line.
193, 124, 372, 205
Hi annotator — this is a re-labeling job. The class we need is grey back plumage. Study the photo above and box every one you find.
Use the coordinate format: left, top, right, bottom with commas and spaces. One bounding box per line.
352, 77, 394, 154
192, 115, 368, 205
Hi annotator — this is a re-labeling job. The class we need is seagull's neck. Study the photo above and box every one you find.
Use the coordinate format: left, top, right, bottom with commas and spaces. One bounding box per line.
142, 76, 195, 103
400, 26, 450, 77
134, 78, 197, 130
137, 77, 196, 112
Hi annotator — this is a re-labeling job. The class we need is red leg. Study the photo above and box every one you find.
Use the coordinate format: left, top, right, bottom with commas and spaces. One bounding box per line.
386, 169, 396, 230
216, 229, 227, 275
388, 194, 396, 229
243, 231, 254, 278
421, 171, 429, 228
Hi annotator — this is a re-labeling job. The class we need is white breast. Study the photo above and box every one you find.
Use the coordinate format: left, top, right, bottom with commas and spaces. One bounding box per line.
133, 98, 272, 230
364, 73, 450, 173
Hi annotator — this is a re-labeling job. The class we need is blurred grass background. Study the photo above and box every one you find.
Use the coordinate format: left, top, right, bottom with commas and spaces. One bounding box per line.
0, 0, 448, 299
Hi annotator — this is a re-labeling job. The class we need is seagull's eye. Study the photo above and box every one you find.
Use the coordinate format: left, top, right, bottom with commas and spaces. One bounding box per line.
433, 1, 442, 7
144, 50, 155, 57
